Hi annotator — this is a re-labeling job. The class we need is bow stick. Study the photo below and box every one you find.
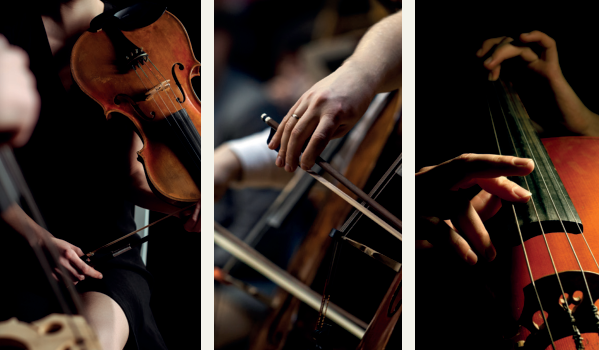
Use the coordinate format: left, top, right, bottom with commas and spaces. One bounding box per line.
262, 114, 402, 241
80, 203, 195, 265
214, 221, 368, 338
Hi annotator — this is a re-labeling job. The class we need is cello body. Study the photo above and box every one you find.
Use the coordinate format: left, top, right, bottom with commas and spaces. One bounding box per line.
510, 136, 599, 349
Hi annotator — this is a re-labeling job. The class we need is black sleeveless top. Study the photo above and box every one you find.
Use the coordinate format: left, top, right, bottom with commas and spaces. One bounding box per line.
0, 7, 167, 350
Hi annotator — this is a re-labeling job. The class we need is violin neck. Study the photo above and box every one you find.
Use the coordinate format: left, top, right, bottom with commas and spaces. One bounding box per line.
486, 79, 582, 243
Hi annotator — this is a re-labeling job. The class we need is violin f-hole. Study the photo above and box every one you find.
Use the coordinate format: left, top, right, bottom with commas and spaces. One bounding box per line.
171, 63, 186, 103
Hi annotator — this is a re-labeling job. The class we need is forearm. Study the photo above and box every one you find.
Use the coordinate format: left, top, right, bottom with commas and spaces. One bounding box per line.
342, 10, 402, 94
547, 73, 599, 136
1, 204, 50, 244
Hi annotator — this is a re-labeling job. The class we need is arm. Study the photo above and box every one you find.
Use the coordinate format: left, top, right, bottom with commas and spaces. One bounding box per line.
479, 31, 599, 136
215, 129, 296, 202
0, 35, 39, 147
269, 11, 402, 172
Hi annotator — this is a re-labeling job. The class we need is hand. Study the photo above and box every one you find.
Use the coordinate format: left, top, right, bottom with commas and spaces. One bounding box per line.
477, 31, 562, 82
50, 237, 103, 284
0, 35, 39, 147
268, 62, 377, 172
214, 144, 241, 202
179, 201, 200, 232
416, 154, 535, 265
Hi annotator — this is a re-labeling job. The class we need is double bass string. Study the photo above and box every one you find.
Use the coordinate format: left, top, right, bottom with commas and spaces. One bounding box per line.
487, 84, 557, 349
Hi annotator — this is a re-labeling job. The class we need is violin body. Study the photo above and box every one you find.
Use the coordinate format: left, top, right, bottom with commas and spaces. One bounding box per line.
509, 136, 599, 349
71, 11, 201, 207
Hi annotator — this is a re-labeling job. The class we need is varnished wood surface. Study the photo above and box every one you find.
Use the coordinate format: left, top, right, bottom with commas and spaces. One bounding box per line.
71, 11, 201, 206
507, 137, 599, 349
250, 92, 401, 350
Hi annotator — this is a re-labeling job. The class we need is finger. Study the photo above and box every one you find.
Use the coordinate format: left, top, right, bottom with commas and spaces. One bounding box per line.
277, 115, 300, 171
69, 250, 103, 279
419, 216, 478, 265
520, 31, 558, 62
477, 36, 507, 57
300, 116, 338, 170
59, 257, 85, 281
470, 190, 503, 222
476, 176, 532, 202
420, 154, 534, 190
452, 202, 496, 262
484, 45, 538, 72
269, 98, 302, 150
489, 64, 501, 81
286, 109, 320, 172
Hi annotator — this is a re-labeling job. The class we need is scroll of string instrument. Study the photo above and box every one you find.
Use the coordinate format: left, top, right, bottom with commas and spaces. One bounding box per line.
71, 8, 201, 207
484, 78, 599, 349
0, 146, 101, 350
242, 90, 402, 350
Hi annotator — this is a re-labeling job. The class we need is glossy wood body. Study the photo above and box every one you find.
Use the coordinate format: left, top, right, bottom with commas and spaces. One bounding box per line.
509, 137, 599, 349
71, 11, 201, 206
250, 91, 401, 350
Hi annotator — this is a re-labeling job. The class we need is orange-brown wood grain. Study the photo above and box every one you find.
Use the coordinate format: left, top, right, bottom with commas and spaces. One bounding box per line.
509, 137, 599, 349
250, 92, 401, 350
71, 11, 200, 206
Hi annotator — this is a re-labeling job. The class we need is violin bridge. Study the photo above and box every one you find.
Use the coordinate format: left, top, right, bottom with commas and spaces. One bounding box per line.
145, 80, 172, 101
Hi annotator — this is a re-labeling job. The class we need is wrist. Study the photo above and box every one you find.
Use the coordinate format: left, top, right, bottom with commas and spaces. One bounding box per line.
339, 59, 380, 98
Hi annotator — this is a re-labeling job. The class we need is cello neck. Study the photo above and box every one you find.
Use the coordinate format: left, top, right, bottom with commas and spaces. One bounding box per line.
486, 78, 582, 243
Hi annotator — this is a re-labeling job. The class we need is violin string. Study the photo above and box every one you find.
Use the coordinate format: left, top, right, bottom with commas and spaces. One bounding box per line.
499, 80, 585, 347
133, 64, 169, 119
136, 63, 176, 118
487, 91, 557, 349
506, 82, 596, 307
146, 58, 201, 162
137, 59, 201, 174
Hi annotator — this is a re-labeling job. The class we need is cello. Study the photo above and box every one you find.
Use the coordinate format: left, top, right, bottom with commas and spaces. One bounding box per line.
418, 74, 599, 349
215, 90, 402, 349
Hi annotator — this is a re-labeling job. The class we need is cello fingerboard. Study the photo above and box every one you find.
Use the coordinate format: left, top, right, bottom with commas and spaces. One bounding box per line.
486, 79, 582, 244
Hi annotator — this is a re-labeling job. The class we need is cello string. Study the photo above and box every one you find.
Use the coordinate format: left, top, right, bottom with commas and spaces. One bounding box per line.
506, 81, 597, 310
499, 80, 585, 347
487, 90, 557, 349
496, 89, 573, 318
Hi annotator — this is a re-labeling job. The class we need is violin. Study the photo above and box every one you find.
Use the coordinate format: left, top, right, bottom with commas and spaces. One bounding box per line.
71, 7, 201, 207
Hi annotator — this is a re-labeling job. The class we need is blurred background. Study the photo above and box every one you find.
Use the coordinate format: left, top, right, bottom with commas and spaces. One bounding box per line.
212, 1, 399, 349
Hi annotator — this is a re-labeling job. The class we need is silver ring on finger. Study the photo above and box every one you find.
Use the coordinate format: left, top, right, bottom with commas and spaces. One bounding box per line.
291, 114, 300, 120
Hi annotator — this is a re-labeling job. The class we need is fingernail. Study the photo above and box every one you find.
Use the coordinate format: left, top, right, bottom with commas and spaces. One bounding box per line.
285, 164, 291, 172
486, 246, 497, 262
513, 186, 532, 199
513, 158, 533, 167
268, 141, 274, 149
476, 48, 482, 56
291, 164, 297, 172
276, 156, 283, 167
522, 32, 530, 36
300, 163, 309, 171
99, 274, 103, 279
465, 249, 478, 265
484, 56, 493, 65
488, 72, 494, 81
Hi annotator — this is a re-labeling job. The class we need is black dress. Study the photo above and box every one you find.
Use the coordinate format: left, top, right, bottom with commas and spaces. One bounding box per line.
0, 7, 167, 350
